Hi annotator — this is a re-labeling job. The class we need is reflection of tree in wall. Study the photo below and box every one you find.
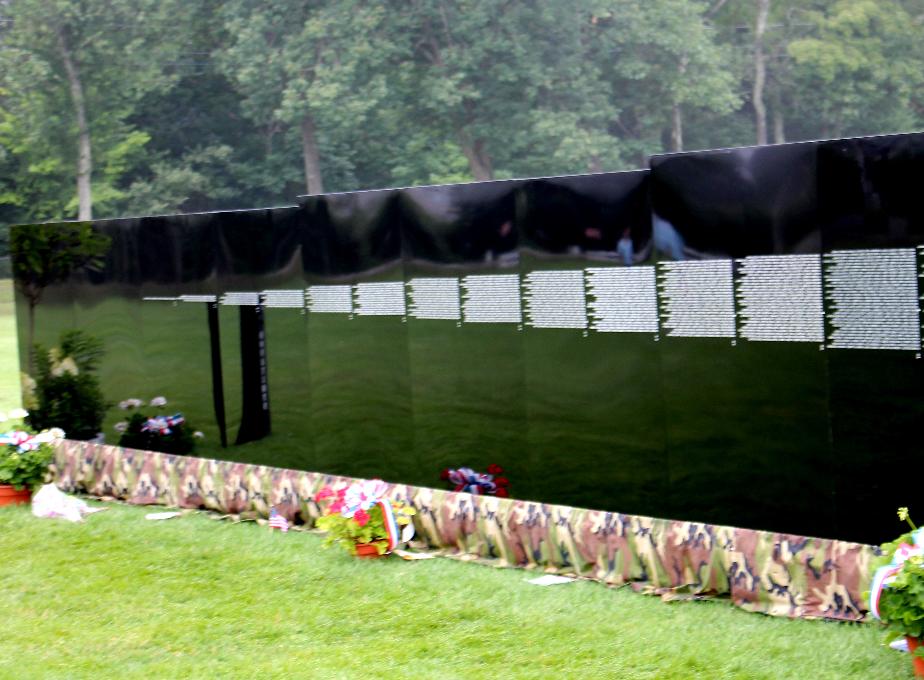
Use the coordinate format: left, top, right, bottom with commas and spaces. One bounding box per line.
10, 223, 110, 370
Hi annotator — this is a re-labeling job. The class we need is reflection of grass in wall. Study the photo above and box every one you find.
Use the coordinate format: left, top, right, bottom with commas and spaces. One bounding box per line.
0, 280, 22, 412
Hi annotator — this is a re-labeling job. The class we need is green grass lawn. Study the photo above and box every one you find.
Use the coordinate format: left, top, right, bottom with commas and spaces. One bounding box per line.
0, 502, 910, 679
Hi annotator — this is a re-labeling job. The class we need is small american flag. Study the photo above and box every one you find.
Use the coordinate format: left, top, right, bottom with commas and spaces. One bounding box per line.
268, 507, 289, 533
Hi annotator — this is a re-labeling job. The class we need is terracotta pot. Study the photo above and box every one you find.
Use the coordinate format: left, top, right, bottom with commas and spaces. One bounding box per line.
0, 484, 31, 507
354, 542, 387, 559
908, 636, 924, 677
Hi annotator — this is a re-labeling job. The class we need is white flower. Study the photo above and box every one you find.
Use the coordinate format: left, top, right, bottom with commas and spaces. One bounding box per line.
119, 398, 143, 410
32, 431, 54, 444
113, 421, 129, 433
149, 396, 167, 407
192, 431, 204, 439
48, 427, 65, 440
8, 408, 28, 420
50, 357, 79, 377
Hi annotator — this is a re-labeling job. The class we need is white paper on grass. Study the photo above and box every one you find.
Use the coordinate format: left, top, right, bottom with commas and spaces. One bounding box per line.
31, 484, 100, 522
526, 575, 575, 586
145, 511, 183, 521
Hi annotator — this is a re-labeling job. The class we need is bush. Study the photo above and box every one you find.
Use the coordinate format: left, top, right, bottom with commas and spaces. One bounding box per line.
26, 330, 108, 440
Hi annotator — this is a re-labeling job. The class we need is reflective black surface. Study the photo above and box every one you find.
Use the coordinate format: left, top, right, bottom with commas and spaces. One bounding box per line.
516, 172, 666, 513
401, 180, 528, 495
818, 133, 924, 543
651, 143, 836, 538
14, 131, 924, 543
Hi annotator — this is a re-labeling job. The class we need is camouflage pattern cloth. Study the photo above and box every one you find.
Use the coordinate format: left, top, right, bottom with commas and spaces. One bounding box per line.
52, 440, 875, 621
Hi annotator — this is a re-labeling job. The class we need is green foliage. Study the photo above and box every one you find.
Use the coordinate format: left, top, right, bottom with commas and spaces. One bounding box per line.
0, 439, 54, 490
0, 413, 57, 491
872, 510, 924, 645
10, 222, 111, 306
316, 504, 391, 555
2, 0, 924, 227
27, 330, 108, 440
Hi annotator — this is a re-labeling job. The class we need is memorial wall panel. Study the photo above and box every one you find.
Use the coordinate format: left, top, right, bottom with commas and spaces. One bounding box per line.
400, 181, 528, 494
14, 131, 924, 543
515, 172, 666, 513
73, 218, 145, 439
137, 214, 222, 449
301, 190, 415, 483
650, 143, 835, 538
818, 132, 924, 544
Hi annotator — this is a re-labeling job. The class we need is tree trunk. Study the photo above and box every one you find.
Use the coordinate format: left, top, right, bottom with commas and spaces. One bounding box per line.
460, 132, 494, 181
57, 29, 92, 220
752, 0, 771, 146
27, 299, 36, 375
671, 103, 683, 152
300, 115, 324, 195
772, 99, 785, 144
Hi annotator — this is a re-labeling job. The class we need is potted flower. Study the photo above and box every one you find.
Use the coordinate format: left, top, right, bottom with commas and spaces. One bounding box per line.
114, 396, 202, 455
314, 479, 415, 557
0, 409, 64, 506
868, 508, 924, 677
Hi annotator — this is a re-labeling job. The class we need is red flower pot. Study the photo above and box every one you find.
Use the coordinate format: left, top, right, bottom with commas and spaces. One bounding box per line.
908, 636, 924, 677
0, 484, 31, 507
354, 542, 386, 559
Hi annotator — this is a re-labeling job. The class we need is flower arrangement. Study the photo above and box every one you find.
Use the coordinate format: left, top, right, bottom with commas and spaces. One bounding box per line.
0, 409, 64, 490
26, 330, 107, 440
314, 479, 416, 556
868, 507, 924, 674
440, 464, 509, 497
114, 396, 202, 455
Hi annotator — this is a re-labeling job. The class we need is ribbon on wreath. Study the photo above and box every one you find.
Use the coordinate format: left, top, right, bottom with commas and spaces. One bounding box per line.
141, 413, 185, 435
444, 467, 497, 495
869, 527, 924, 619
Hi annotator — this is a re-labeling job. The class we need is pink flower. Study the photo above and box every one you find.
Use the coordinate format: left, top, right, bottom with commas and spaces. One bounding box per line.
354, 508, 370, 527
329, 499, 344, 515
314, 487, 333, 502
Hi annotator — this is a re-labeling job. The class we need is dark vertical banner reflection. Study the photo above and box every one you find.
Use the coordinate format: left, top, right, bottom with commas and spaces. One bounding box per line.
300, 190, 414, 483
516, 172, 666, 513
212, 206, 311, 469
818, 132, 924, 544
137, 214, 221, 450
651, 143, 835, 537
399, 181, 529, 496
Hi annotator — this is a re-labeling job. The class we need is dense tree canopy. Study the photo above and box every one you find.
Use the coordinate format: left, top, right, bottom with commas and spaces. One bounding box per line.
1, 0, 923, 250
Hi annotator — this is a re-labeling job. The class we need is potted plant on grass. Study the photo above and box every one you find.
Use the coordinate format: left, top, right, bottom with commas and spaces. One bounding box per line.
868, 508, 924, 677
0, 409, 64, 506
314, 479, 416, 557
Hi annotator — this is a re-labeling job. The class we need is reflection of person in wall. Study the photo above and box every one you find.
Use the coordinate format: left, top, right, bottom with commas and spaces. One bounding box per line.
617, 228, 634, 266
652, 213, 686, 260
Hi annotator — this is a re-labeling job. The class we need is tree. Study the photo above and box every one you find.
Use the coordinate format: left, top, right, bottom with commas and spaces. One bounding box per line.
10, 222, 110, 369
218, 1, 400, 195
0, 0, 189, 220
787, 0, 924, 139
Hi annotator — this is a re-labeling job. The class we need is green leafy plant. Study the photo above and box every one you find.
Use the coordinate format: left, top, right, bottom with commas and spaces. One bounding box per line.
314, 479, 415, 556
0, 410, 63, 490
114, 397, 200, 455
27, 330, 108, 440
869, 508, 924, 656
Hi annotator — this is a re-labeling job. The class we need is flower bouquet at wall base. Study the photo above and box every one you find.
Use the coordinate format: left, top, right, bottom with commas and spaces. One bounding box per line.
114, 397, 201, 455
314, 479, 415, 557
440, 464, 509, 497
0, 409, 65, 493
868, 508, 924, 676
